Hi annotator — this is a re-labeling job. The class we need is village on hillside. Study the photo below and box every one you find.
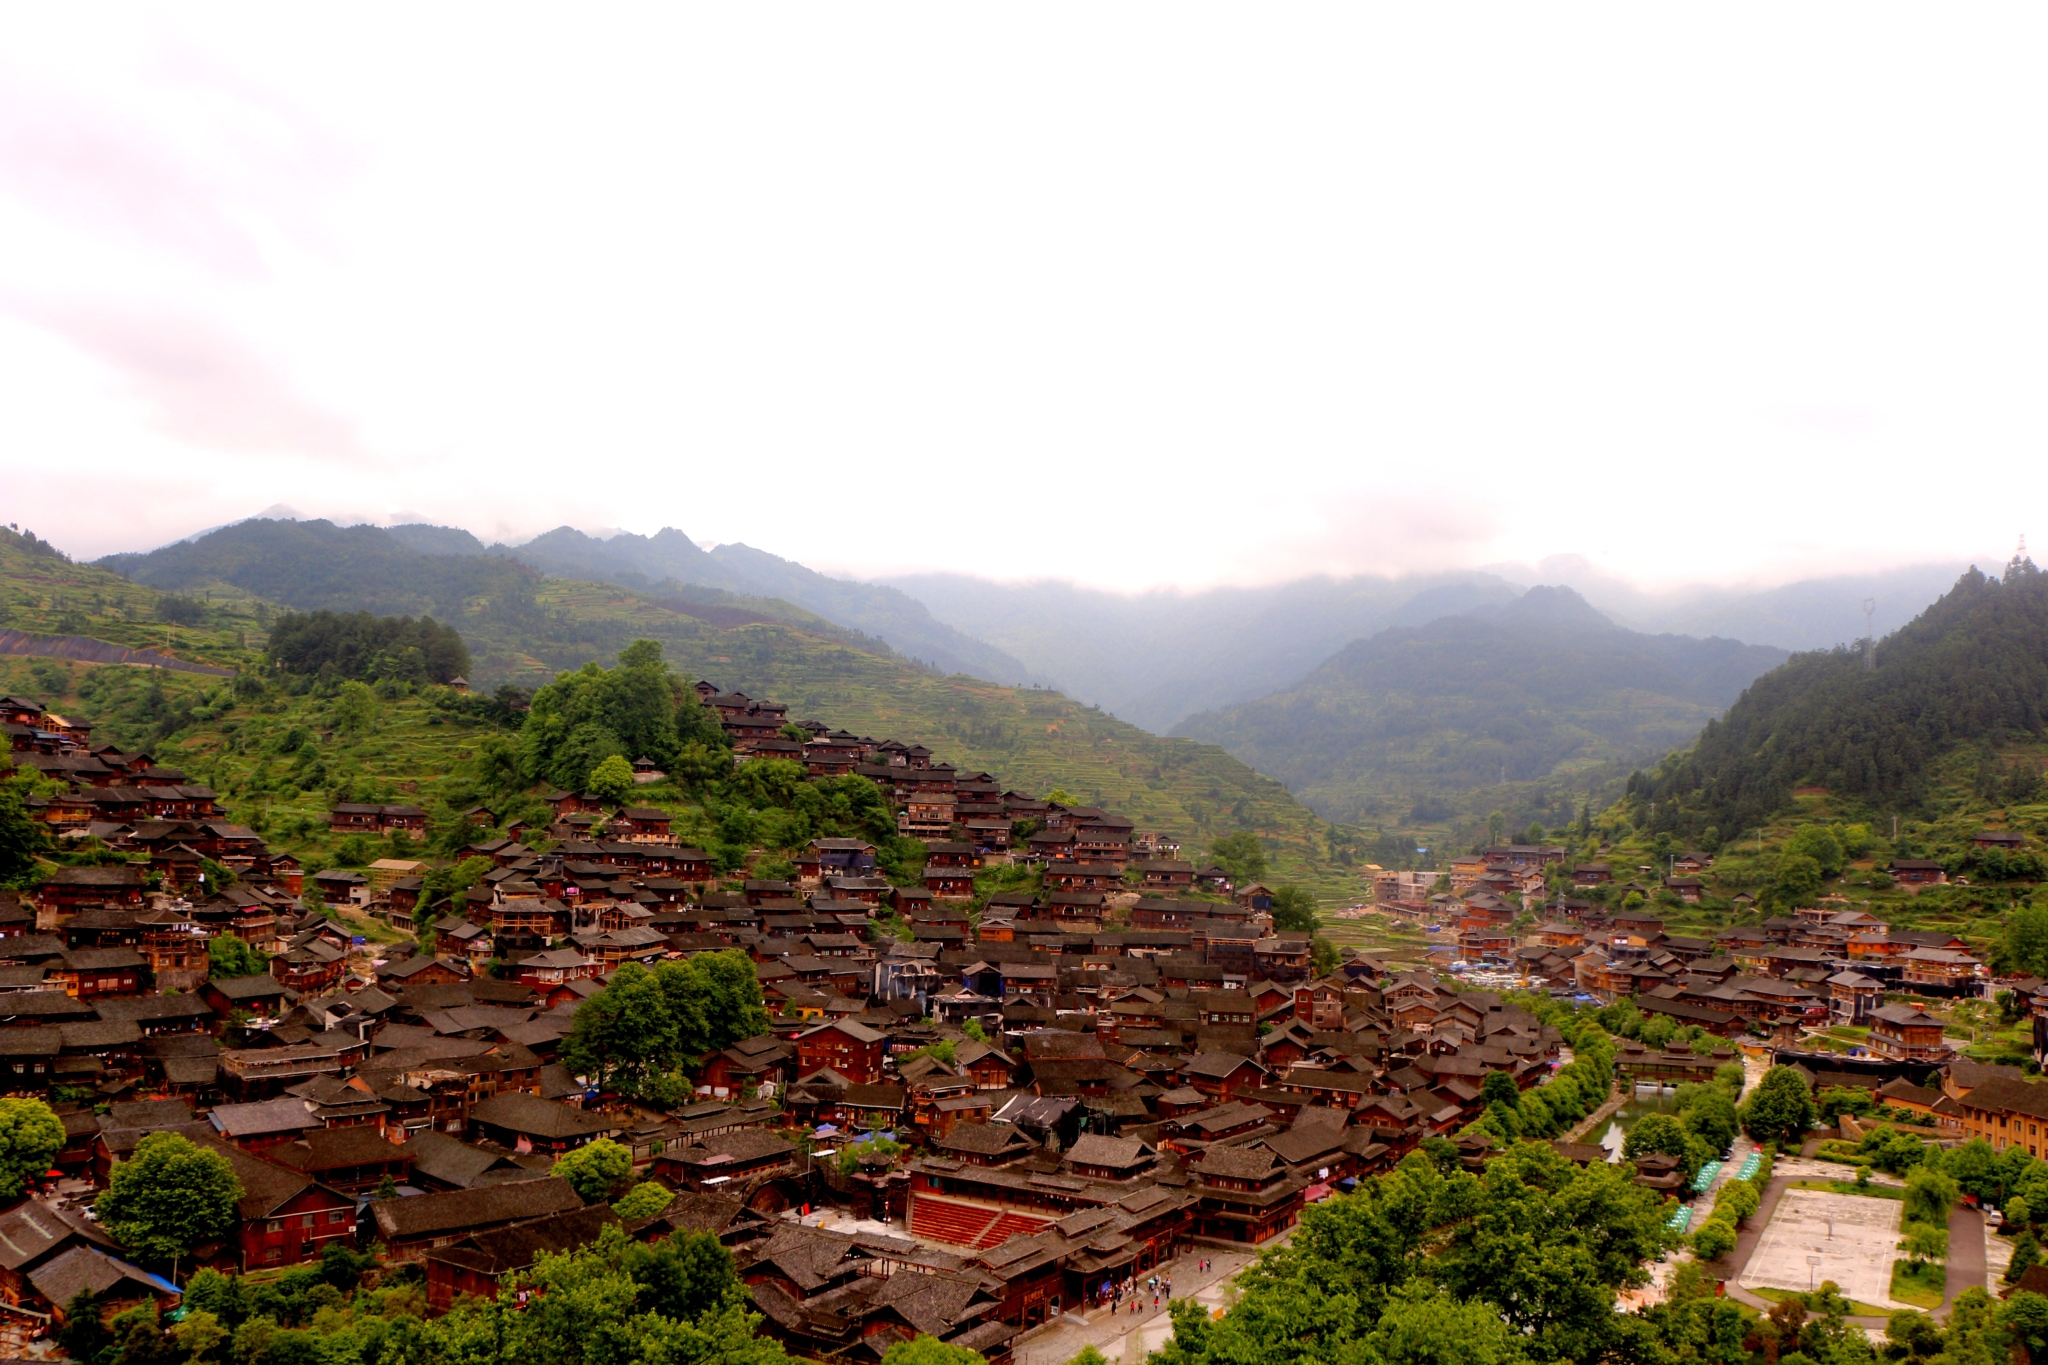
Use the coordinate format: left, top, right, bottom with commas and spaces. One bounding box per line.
7, 672, 2048, 1363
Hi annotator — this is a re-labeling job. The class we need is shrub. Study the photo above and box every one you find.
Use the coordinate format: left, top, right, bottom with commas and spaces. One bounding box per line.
1692, 1218, 1737, 1261
1717, 1177, 1761, 1225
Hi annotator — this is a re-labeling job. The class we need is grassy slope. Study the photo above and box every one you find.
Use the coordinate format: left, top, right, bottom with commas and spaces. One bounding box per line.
0, 536, 267, 669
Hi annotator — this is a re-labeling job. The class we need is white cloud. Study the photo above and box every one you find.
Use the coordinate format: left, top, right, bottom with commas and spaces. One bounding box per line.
0, 6, 2044, 589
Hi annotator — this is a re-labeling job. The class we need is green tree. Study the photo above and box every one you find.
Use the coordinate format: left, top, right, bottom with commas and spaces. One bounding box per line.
0, 778, 49, 886
1681, 1088, 1738, 1155
1739, 1066, 1817, 1146
1624, 1113, 1702, 1180
1783, 825, 1847, 878
1999, 902, 2048, 978
1269, 884, 1319, 933
1691, 1218, 1736, 1261
2010, 1230, 2041, 1283
1770, 853, 1824, 907
94, 1132, 242, 1275
207, 934, 267, 979
1207, 832, 1267, 884
1905, 1166, 1961, 1225
1902, 1221, 1948, 1265
170, 1307, 229, 1363
0, 1098, 64, 1197
332, 680, 376, 734
56, 1290, 111, 1365
420, 855, 495, 914
879, 1337, 988, 1365
656, 951, 770, 1055
432, 1222, 787, 1365
588, 754, 637, 805
1435, 1143, 1672, 1361
1359, 1280, 1527, 1365
618, 1227, 744, 1323
518, 642, 682, 792
1715, 1177, 1760, 1224
551, 1138, 633, 1202
837, 1136, 903, 1176
561, 963, 682, 1095
612, 1182, 674, 1220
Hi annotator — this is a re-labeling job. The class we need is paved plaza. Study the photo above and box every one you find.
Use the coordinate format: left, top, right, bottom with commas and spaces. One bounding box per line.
1738, 1188, 1907, 1309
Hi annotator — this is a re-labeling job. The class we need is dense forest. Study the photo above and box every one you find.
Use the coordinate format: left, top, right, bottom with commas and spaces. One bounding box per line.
1641, 556, 2048, 837
267, 611, 471, 684
1176, 586, 1787, 826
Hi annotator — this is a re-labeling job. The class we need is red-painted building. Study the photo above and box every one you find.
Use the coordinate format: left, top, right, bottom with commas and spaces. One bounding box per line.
796, 1020, 886, 1084
198, 1135, 358, 1270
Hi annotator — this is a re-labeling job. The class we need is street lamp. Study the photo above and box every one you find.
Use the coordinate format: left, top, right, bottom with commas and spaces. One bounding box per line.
1807, 1254, 1823, 1292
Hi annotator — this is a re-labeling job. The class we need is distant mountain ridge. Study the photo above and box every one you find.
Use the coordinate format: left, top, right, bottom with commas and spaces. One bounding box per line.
99, 519, 541, 622
100, 517, 1036, 684
885, 562, 1972, 731
1174, 586, 1789, 827
885, 570, 1526, 732
386, 522, 1039, 684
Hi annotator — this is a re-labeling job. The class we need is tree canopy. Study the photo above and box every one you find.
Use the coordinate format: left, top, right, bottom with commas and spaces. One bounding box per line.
1739, 1065, 1817, 1147
0, 1099, 64, 1197
94, 1132, 242, 1268
560, 953, 771, 1099
553, 1139, 634, 1202
519, 640, 688, 791
267, 609, 470, 684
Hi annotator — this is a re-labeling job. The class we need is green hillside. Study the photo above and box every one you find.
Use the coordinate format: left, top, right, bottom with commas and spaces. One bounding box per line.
1640, 556, 2048, 839
1177, 586, 1786, 831
0, 526, 266, 669
7, 529, 1358, 898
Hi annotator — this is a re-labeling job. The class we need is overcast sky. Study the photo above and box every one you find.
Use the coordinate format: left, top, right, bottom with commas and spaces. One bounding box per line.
0, 7, 2041, 591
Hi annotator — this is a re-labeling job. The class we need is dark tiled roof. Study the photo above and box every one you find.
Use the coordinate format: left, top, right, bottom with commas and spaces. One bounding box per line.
371, 1177, 584, 1241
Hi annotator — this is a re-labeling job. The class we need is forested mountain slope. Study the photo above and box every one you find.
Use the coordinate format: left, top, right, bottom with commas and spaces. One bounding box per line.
1177, 586, 1787, 827
1642, 555, 2048, 837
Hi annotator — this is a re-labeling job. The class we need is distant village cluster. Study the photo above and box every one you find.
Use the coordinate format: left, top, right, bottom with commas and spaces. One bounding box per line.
1370, 842, 2048, 1178
1373, 844, 1999, 1047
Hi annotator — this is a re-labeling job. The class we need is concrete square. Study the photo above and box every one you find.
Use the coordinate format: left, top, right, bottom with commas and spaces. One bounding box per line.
1738, 1188, 1906, 1309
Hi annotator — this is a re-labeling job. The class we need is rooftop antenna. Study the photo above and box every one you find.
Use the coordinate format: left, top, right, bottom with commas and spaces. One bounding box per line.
1861, 598, 1876, 669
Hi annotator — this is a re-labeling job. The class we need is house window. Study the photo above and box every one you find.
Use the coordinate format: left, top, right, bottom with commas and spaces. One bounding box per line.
266, 1220, 283, 1233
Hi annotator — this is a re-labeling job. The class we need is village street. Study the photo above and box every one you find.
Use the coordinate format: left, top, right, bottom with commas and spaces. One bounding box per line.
1010, 1244, 1269, 1365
